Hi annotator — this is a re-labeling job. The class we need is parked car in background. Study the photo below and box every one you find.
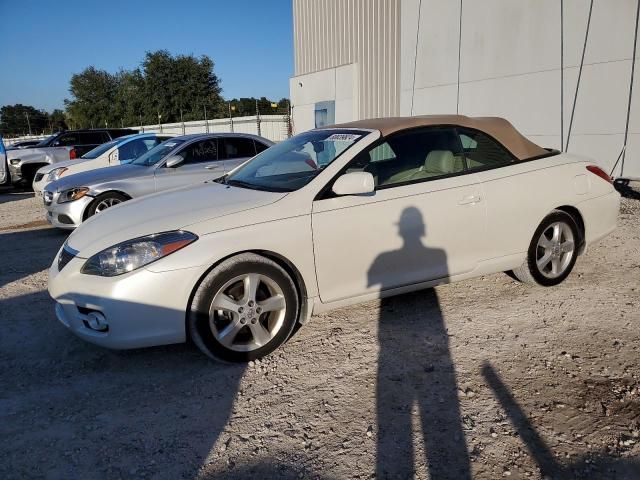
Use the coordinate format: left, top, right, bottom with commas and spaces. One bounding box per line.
0, 136, 6, 185
33, 133, 173, 196
48, 115, 620, 362
7, 128, 137, 187
7, 139, 42, 150
43, 132, 273, 229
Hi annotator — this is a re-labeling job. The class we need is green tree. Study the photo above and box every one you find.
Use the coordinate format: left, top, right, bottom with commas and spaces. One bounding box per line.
0, 104, 49, 136
113, 69, 146, 126
65, 66, 119, 128
48, 109, 68, 132
141, 50, 223, 123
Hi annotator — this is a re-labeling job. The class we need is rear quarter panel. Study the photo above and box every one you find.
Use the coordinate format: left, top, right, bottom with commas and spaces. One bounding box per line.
472, 153, 615, 261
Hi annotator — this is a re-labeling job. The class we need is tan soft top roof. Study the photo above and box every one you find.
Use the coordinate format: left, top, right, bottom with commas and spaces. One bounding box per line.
327, 115, 546, 160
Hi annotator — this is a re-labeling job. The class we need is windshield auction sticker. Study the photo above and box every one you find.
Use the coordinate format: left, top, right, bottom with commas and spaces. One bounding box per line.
326, 133, 361, 142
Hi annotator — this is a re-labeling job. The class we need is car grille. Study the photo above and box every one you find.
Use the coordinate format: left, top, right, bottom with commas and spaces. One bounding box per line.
34, 172, 45, 182
43, 190, 53, 206
58, 246, 76, 271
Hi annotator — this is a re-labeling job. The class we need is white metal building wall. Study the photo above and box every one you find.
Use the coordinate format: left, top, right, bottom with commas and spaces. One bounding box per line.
400, 0, 640, 179
292, 0, 640, 178
292, 0, 400, 122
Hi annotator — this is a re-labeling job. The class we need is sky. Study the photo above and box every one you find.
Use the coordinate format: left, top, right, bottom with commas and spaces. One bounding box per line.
0, 0, 293, 112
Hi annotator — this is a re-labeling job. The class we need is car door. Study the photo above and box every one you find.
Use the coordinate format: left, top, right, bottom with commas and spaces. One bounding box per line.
311, 127, 486, 303
456, 127, 545, 260
50, 132, 80, 162
219, 136, 258, 172
153, 138, 223, 191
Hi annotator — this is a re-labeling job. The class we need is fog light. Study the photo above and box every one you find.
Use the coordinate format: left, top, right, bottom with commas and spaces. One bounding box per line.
84, 311, 108, 332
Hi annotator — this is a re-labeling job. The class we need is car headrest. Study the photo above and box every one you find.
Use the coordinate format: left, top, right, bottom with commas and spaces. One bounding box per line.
425, 150, 455, 173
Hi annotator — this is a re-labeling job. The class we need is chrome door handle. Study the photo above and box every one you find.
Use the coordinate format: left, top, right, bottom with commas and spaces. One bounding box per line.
205, 165, 222, 170
458, 195, 481, 205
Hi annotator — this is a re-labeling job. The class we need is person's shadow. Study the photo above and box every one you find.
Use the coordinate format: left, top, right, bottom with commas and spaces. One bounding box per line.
368, 207, 471, 479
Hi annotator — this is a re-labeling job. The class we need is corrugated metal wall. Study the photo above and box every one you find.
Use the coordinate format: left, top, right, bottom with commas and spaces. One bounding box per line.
293, 0, 400, 119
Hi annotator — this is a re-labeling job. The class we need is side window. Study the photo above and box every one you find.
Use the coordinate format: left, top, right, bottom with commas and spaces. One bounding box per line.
177, 139, 219, 165
118, 139, 152, 160
345, 128, 465, 188
80, 132, 109, 144
54, 133, 79, 146
221, 137, 256, 159
457, 129, 514, 169
254, 140, 269, 154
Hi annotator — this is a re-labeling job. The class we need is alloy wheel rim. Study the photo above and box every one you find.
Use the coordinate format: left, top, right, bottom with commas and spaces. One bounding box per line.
535, 221, 575, 279
209, 273, 286, 352
95, 197, 122, 213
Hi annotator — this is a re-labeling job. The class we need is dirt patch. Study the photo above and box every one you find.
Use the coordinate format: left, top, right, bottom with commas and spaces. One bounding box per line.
0, 192, 639, 479
0, 219, 49, 232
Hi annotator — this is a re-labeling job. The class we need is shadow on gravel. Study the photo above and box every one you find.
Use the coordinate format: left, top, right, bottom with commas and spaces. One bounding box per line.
200, 458, 337, 479
0, 227, 67, 290
0, 226, 247, 478
0, 190, 34, 204
614, 179, 640, 200
0, 292, 247, 478
482, 362, 640, 480
368, 207, 471, 479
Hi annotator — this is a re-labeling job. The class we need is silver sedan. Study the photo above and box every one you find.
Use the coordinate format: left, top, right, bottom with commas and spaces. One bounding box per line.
43, 133, 273, 229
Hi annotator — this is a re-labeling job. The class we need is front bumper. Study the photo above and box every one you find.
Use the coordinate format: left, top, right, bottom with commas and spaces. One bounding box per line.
33, 175, 51, 196
44, 192, 93, 229
8, 162, 23, 183
48, 251, 204, 349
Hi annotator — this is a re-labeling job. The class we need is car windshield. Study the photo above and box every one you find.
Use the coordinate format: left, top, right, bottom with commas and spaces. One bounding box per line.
131, 139, 184, 166
224, 129, 365, 192
81, 139, 119, 159
35, 134, 58, 147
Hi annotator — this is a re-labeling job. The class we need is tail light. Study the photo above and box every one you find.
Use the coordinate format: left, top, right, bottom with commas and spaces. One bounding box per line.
69, 148, 77, 160
586, 165, 613, 184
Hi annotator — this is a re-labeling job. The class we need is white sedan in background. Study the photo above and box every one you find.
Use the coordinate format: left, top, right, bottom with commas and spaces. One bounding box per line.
48, 116, 620, 362
33, 133, 171, 195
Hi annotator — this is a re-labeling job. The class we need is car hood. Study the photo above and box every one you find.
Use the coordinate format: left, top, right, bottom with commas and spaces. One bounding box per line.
48, 164, 145, 192
39, 157, 101, 174
7, 147, 50, 163
67, 181, 287, 256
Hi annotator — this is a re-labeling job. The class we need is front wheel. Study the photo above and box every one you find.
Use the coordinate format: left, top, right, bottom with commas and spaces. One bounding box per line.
511, 210, 579, 286
188, 253, 300, 362
86, 192, 129, 218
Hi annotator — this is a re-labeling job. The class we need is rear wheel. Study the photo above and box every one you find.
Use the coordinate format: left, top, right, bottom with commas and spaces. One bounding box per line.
188, 253, 299, 362
87, 192, 129, 218
511, 210, 579, 286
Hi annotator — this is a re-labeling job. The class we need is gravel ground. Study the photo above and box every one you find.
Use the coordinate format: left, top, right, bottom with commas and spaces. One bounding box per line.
0, 188, 639, 479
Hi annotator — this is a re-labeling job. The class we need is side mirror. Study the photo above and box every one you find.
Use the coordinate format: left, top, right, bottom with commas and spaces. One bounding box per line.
332, 172, 375, 196
108, 150, 119, 164
165, 155, 184, 168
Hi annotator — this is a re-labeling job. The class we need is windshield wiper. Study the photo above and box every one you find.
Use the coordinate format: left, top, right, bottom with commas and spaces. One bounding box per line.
226, 179, 267, 191
226, 179, 291, 193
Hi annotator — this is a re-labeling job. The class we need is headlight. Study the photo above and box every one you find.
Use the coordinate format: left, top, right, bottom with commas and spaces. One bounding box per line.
57, 187, 89, 203
48, 167, 68, 181
81, 231, 198, 277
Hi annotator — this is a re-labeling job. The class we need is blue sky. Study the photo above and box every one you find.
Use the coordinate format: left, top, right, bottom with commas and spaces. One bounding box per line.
0, 0, 293, 112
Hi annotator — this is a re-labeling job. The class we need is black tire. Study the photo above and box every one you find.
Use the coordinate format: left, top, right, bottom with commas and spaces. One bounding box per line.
86, 192, 129, 218
188, 253, 300, 362
511, 210, 580, 286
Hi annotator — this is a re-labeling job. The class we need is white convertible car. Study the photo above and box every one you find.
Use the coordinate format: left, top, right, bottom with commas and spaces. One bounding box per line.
48, 116, 620, 362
